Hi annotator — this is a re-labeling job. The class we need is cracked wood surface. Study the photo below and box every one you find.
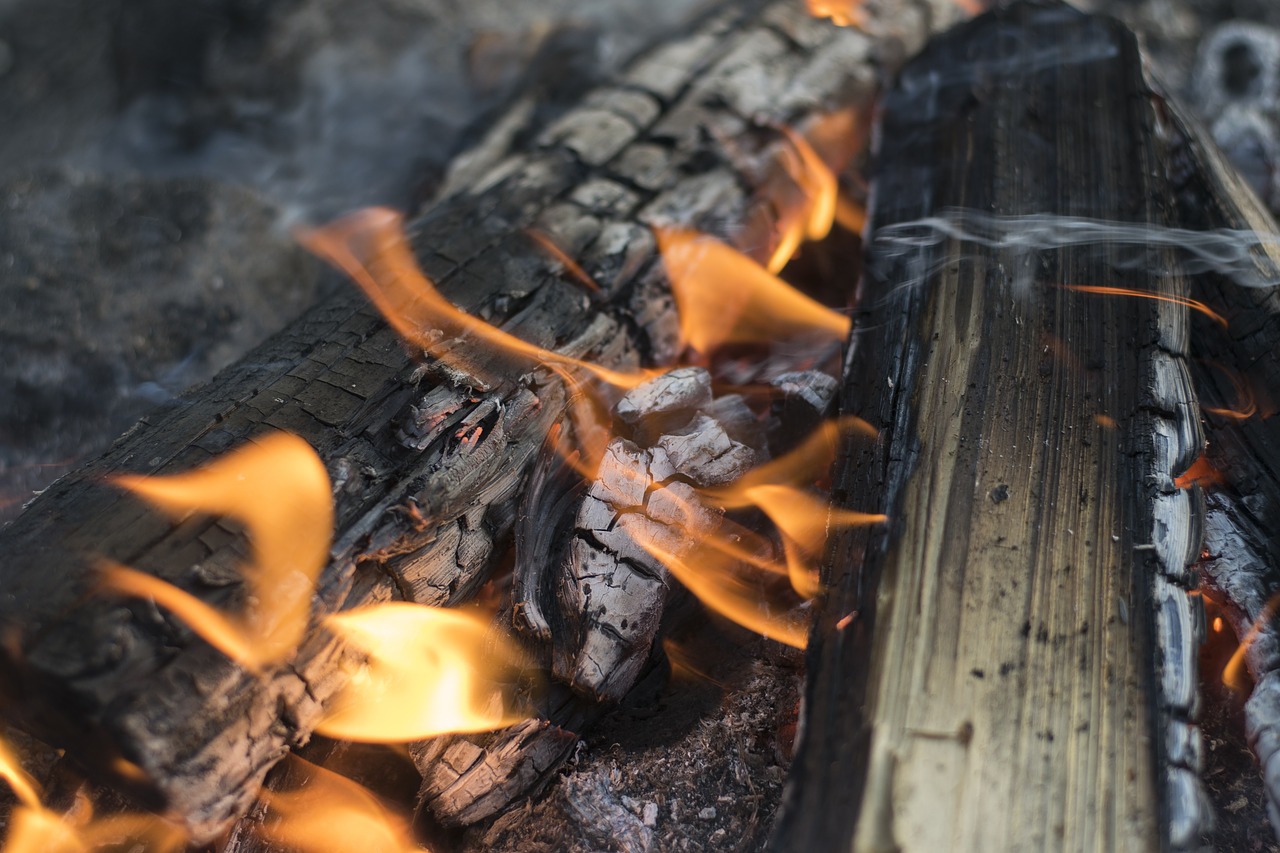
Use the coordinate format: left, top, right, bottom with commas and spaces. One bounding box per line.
774, 4, 1211, 851
0, 0, 882, 841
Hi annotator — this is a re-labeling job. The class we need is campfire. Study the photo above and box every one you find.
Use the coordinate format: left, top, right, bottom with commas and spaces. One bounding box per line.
4, 0, 1280, 850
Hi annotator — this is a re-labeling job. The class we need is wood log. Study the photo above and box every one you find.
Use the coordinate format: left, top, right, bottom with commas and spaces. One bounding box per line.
1161, 79, 1280, 834
773, 4, 1227, 850
0, 0, 897, 842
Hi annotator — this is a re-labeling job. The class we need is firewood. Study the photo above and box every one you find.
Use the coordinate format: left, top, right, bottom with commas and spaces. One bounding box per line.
0, 0, 888, 841
1161, 71, 1280, 836
772, 3, 1248, 851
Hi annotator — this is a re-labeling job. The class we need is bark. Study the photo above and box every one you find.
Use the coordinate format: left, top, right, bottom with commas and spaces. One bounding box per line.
0, 1, 885, 842
774, 4, 1216, 851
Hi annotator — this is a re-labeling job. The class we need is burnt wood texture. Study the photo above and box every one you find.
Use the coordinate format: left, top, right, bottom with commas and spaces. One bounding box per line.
774, 4, 1222, 851
0, 1, 891, 841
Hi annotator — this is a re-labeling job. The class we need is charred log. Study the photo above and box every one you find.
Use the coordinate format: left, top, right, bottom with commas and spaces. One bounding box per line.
775, 4, 1225, 851
0, 0, 887, 841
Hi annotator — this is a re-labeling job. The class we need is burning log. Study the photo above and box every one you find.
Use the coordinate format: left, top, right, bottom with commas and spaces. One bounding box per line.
0, 0, 896, 842
772, 3, 1280, 851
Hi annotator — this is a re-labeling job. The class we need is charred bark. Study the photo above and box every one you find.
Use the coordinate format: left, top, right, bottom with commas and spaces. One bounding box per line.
775, 4, 1229, 851
0, 1, 887, 841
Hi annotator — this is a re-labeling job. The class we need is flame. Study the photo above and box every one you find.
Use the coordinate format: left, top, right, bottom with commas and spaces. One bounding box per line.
655, 227, 851, 355
259, 759, 420, 853
834, 194, 866, 234
1059, 284, 1229, 329
526, 228, 600, 293
298, 208, 648, 390
316, 602, 528, 742
1094, 414, 1118, 429
1174, 455, 1225, 490
805, 0, 866, 27
0, 735, 186, 853
646, 534, 810, 648
767, 128, 840, 273
1200, 362, 1258, 421
703, 418, 885, 598
104, 433, 332, 669
1223, 591, 1280, 693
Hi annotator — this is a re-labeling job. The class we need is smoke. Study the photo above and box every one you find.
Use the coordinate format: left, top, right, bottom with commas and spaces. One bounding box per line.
871, 209, 1280, 289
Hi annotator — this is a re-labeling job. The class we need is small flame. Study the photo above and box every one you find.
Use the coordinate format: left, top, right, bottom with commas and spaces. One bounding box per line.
1222, 591, 1280, 693
526, 229, 600, 293
704, 418, 885, 598
767, 128, 840, 273
1200, 362, 1258, 421
316, 602, 528, 742
299, 208, 648, 390
104, 433, 332, 669
834, 194, 866, 235
0, 739, 41, 812
646, 535, 810, 648
1059, 284, 1229, 329
805, 0, 866, 27
0, 735, 186, 853
260, 758, 420, 853
1174, 455, 1225, 490
655, 227, 851, 355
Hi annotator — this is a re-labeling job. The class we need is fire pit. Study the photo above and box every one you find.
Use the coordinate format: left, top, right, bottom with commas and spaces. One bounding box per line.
3, 0, 1280, 850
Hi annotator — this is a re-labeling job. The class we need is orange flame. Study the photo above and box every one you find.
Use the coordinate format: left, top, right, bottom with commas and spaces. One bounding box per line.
1200, 362, 1258, 421
1059, 284, 1229, 329
805, 0, 866, 27
104, 433, 333, 670
0, 735, 186, 853
526, 228, 600, 293
767, 128, 839, 273
645, 534, 810, 648
1223, 591, 1280, 693
655, 227, 851, 355
316, 602, 528, 742
298, 208, 648, 391
1174, 455, 1225, 490
259, 759, 420, 853
834, 194, 866, 235
703, 418, 885, 597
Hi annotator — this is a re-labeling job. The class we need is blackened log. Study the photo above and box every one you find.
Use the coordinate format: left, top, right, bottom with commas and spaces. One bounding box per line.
775, 4, 1212, 851
1161, 78, 1280, 835
0, 1, 885, 841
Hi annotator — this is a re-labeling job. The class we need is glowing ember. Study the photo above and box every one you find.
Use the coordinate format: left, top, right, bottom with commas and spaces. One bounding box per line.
655, 227, 851, 355
103, 433, 332, 669
317, 602, 529, 742
259, 759, 420, 853
299, 208, 649, 391
1059, 284, 1229, 329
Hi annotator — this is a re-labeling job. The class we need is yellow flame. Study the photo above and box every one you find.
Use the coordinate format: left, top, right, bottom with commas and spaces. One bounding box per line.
260, 759, 420, 853
655, 227, 851, 355
834, 194, 866, 235
1059, 284, 1229, 329
0, 737, 41, 812
298, 208, 649, 391
105, 432, 333, 669
316, 603, 528, 742
0, 735, 186, 853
